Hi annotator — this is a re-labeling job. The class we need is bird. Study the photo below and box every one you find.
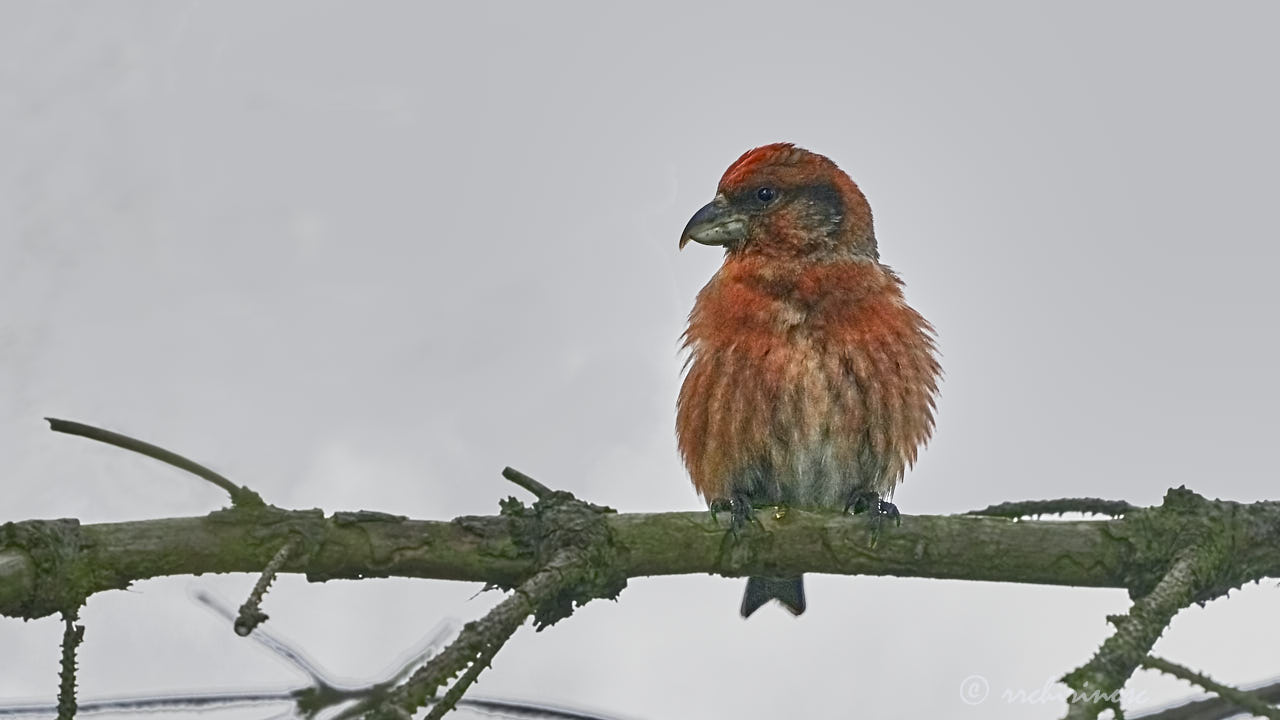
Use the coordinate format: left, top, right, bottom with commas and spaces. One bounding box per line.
675, 143, 941, 617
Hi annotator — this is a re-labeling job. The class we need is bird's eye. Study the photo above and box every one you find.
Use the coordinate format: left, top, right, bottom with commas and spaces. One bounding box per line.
756, 187, 776, 203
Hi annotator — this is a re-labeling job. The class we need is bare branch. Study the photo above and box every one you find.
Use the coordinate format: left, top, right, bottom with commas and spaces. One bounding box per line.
235, 537, 298, 636
4, 463, 1279, 720
45, 418, 264, 508
1062, 552, 1214, 719
364, 484, 625, 718
55, 609, 83, 720
1133, 679, 1280, 720
1, 594, 626, 720
1136, 656, 1280, 720
4, 491, 1280, 624
502, 467, 555, 500
969, 498, 1137, 518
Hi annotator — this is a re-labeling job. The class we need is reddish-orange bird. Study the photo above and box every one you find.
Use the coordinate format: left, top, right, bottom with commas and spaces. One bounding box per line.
676, 143, 940, 617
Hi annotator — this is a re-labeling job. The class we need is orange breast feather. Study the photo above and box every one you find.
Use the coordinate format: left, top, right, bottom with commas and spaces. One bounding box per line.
677, 255, 938, 507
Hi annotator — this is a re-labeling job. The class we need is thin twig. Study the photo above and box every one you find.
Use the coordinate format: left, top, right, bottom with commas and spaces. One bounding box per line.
969, 497, 1137, 518
371, 577, 537, 717
459, 699, 635, 720
201, 588, 459, 717
195, 589, 339, 686
0, 592, 625, 720
367, 546, 594, 719
45, 418, 264, 508
502, 467, 554, 500
1139, 656, 1280, 720
0, 691, 294, 717
424, 620, 516, 720
235, 537, 298, 636
372, 477, 624, 718
0, 689, 633, 720
56, 609, 83, 720
1130, 676, 1280, 720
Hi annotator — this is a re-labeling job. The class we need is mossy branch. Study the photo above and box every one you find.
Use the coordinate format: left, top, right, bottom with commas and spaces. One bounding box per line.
4, 490, 1280, 624
7, 422, 1280, 719
969, 497, 1138, 518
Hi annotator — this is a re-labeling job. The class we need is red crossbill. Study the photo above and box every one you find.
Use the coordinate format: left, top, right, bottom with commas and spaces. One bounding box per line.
676, 143, 940, 617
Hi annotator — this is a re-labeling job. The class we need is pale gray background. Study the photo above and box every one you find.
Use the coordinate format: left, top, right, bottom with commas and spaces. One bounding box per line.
3, 2, 1279, 718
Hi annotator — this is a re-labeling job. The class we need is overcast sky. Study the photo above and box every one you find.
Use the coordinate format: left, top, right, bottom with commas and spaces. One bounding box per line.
3, 2, 1279, 718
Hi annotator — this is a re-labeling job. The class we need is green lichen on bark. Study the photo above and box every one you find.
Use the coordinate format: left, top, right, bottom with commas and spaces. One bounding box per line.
0, 519, 94, 618
3, 489, 1280, 630
490, 490, 626, 628
1059, 487, 1280, 719
1116, 487, 1266, 602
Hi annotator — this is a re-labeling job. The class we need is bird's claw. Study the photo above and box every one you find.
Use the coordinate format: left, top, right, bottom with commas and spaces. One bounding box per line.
844, 490, 901, 548
844, 490, 900, 520
710, 493, 760, 535
872, 499, 901, 525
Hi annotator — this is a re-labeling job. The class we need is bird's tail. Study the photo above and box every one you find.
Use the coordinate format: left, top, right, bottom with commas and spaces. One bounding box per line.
740, 575, 806, 617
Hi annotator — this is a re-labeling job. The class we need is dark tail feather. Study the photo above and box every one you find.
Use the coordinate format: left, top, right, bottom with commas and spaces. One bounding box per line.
740, 575, 806, 618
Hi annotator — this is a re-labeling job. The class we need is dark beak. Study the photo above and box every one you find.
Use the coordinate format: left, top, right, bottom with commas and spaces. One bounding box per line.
680, 195, 748, 249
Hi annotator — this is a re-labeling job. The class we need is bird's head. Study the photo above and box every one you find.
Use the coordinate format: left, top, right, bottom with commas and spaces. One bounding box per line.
680, 143, 876, 259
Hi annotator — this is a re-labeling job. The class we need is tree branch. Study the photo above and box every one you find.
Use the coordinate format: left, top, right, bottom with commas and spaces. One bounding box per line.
1063, 553, 1207, 719
969, 497, 1138, 518
234, 536, 298, 636
2, 489, 1278, 623
45, 418, 264, 508
1058, 487, 1253, 719
1137, 656, 1280, 720
4, 473, 1279, 719
501, 466, 555, 501
1133, 678, 1280, 720
56, 608, 83, 720
359, 476, 625, 719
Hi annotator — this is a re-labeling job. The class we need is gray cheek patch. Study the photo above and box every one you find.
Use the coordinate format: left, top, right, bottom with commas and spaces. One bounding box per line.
793, 182, 846, 236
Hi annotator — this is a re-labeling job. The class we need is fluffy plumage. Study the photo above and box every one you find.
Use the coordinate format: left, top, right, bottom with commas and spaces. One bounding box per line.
676, 143, 940, 616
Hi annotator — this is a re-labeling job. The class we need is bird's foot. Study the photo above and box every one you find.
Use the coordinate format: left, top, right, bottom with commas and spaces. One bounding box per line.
844, 489, 901, 548
710, 492, 760, 535
844, 489, 900, 520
